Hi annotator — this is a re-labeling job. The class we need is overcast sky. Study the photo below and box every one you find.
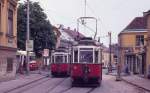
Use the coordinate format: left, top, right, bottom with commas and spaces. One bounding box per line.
20, 0, 150, 46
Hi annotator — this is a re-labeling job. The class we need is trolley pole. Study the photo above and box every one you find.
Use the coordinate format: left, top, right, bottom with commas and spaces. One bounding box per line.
108, 32, 112, 73
26, 0, 30, 75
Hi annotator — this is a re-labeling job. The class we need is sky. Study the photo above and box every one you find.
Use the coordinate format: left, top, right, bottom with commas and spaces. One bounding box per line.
20, 0, 150, 46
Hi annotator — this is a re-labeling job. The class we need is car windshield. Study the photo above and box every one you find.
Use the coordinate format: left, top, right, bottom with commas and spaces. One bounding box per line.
79, 51, 93, 63
30, 56, 36, 61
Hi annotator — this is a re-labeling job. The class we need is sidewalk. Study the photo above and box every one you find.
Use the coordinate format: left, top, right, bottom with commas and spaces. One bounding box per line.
107, 71, 150, 92
122, 75, 150, 92
0, 71, 48, 93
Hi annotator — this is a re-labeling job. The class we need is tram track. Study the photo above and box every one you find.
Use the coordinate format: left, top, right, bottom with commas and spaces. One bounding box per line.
45, 78, 68, 93
4, 77, 50, 93
86, 87, 96, 93
4, 76, 97, 93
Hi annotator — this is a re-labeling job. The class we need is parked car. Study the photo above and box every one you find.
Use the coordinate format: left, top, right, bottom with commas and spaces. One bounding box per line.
29, 60, 38, 71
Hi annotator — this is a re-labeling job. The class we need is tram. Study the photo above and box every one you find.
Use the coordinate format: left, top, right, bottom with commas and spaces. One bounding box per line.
50, 47, 71, 77
70, 37, 102, 86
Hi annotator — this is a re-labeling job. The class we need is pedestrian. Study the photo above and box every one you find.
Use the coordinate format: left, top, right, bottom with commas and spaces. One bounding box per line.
125, 64, 129, 75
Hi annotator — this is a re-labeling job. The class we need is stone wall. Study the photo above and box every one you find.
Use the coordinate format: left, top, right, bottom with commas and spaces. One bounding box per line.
0, 46, 17, 81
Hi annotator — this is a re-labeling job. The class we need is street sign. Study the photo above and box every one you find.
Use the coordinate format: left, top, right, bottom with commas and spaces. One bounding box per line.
43, 49, 49, 57
26, 40, 33, 51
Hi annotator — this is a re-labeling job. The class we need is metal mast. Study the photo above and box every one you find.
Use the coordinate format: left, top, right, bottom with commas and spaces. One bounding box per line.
26, 0, 30, 75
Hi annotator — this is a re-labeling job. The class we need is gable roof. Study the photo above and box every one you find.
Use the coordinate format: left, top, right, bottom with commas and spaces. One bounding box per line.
124, 17, 147, 30
119, 10, 150, 36
63, 28, 85, 40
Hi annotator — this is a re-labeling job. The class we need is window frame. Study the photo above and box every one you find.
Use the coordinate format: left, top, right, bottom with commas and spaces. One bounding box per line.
7, 8, 13, 36
136, 35, 144, 46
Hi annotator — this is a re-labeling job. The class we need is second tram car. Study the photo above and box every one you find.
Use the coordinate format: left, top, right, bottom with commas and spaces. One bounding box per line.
71, 37, 102, 86
51, 47, 71, 77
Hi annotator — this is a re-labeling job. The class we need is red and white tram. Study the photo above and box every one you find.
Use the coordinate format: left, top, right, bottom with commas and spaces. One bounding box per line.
51, 47, 71, 77
71, 37, 102, 86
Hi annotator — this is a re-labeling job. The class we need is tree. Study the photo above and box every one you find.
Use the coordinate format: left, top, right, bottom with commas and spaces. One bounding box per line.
17, 1, 56, 58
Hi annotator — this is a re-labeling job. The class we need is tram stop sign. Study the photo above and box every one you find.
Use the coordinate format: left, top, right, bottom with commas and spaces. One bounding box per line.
26, 40, 33, 51
43, 49, 49, 57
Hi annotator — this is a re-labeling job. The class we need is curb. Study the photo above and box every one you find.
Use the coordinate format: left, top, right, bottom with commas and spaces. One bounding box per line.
122, 78, 150, 92
3, 75, 46, 93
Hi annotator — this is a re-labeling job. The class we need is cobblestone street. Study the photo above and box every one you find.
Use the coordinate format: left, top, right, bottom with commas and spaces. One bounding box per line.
0, 72, 149, 93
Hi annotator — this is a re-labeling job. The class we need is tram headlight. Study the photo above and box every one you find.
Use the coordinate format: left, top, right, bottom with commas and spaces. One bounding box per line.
73, 66, 77, 70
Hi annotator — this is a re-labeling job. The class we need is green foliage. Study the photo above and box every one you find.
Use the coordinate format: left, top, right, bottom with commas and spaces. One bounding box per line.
17, 1, 56, 58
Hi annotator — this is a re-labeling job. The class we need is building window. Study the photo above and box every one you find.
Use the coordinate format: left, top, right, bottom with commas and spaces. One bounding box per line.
7, 58, 13, 72
136, 35, 144, 46
8, 9, 13, 35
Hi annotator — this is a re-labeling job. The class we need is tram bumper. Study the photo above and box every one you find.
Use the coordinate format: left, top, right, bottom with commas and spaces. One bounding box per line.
72, 76, 100, 83
51, 71, 68, 76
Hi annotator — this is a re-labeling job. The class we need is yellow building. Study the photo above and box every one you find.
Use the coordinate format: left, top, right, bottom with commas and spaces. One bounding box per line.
101, 45, 116, 68
0, 0, 18, 81
118, 15, 148, 76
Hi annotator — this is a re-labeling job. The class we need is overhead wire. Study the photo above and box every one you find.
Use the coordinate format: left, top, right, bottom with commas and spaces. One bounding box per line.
86, 1, 109, 37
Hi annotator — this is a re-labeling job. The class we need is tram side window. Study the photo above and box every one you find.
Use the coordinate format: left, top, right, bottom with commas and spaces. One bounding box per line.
69, 55, 71, 63
52, 56, 54, 63
74, 51, 78, 63
65, 56, 67, 63
95, 51, 98, 63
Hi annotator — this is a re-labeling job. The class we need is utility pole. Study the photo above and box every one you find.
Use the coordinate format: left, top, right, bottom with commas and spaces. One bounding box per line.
108, 32, 112, 73
84, 0, 87, 17
26, 0, 30, 75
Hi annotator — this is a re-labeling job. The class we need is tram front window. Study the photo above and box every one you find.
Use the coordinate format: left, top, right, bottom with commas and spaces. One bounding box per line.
80, 51, 93, 63
55, 56, 63, 63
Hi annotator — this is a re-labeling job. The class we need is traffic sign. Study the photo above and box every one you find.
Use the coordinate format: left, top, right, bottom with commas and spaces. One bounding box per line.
26, 40, 33, 51
43, 49, 49, 57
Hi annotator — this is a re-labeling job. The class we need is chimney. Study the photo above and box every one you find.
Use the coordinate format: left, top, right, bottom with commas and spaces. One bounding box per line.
67, 27, 70, 30
74, 28, 76, 31
143, 10, 150, 17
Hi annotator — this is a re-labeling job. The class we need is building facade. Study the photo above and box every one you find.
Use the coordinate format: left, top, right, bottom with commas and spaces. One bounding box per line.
57, 26, 85, 48
119, 15, 148, 77
0, 0, 17, 81
101, 45, 116, 69
146, 11, 150, 78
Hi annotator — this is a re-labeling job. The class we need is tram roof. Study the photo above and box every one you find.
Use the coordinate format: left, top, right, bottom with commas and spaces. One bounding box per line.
55, 48, 68, 52
73, 45, 100, 49
52, 52, 69, 55
73, 37, 100, 46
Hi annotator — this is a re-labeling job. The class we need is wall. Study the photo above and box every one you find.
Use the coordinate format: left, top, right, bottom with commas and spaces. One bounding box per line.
0, 0, 17, 81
